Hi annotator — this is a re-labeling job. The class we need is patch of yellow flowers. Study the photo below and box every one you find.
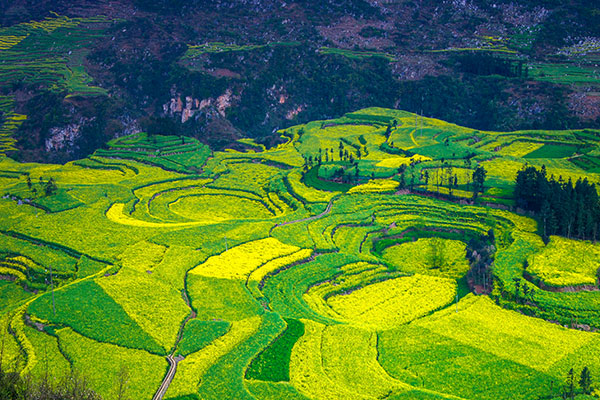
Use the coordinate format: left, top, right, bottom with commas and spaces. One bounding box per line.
189, 238, 301, 280
348, 179, 399, 194
327, 274, 456, 329
528, 236, 600, 287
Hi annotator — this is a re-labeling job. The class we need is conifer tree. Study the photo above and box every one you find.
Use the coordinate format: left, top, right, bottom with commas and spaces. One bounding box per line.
579, 366, 592, 395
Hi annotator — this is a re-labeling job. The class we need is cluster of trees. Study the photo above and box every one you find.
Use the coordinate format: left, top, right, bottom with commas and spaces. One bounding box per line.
0, 369, 102, 400
466, 229, 495, 293
514, 166, 600, 242
302, 140, 367, 184
302, 140, 365, 171
512, 274, 536, 304
25, 176, 57, 197
420, 163, 486, 199
560, 366, 593, 399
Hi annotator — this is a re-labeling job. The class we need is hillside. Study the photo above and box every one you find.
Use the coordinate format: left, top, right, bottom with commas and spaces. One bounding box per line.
0, 0, 599, 163
1, 108, 600, 399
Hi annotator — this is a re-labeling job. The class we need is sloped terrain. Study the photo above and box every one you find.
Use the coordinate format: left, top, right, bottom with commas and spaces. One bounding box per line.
1, 108, 600, 399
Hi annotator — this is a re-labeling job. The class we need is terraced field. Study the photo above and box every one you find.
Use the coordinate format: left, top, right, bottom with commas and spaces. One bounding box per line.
0, 14, 113, 155
1, 108, 600, 399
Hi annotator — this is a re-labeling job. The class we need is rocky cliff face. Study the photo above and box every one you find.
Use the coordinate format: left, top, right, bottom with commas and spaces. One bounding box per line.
163, 89, 237, 124
45, 122, 85, 153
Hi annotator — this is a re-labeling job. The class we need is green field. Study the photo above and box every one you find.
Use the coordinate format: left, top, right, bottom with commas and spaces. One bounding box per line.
1, 107, 600, 399
528, 62, 600, 86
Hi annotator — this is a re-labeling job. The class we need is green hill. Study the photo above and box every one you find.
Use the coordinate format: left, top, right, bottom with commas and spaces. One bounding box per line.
0, 108, 599, 399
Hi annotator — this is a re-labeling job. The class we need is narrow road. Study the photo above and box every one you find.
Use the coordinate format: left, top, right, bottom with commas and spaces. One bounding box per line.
152, 354, 184, 400
152, 290, 196, 400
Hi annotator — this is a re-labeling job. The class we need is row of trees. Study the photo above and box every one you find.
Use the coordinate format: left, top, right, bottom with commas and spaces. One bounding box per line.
514, 166, 600, 241
302, 141, 367, 173
419, 164, 486, 199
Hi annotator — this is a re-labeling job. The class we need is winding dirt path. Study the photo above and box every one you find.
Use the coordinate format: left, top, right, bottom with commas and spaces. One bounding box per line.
152, 290, 196, 400
152, 354, 184, 400
274, 196, 337, 228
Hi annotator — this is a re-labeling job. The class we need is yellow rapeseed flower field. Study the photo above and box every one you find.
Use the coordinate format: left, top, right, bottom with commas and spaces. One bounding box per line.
166, 316, 261, 398
527, 236, 600, 287
189, 238, 301, 280
327, 274, 457, 329
348, 179, 399, 194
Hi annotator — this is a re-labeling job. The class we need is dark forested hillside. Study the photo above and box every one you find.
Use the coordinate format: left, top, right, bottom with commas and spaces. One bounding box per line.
1, 0, 599, 162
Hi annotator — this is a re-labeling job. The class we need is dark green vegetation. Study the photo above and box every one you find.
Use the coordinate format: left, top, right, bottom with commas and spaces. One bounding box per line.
524, 144, 580, 159
0, 0, 599, 164
245, 319, 305, 382
176, 320, 230, 357
28, 280, 164, 354
515, 166, 600, 241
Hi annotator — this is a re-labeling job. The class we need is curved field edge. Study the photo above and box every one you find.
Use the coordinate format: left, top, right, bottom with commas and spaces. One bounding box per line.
0, 107, 599, 400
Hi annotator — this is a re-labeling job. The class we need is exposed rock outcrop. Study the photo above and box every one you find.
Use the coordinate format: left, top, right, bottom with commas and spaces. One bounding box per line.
163, 89, 237, 123
45, 120, 87, 152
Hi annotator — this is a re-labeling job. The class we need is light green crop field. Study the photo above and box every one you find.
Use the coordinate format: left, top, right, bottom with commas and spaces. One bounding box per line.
2, 107, 600, 399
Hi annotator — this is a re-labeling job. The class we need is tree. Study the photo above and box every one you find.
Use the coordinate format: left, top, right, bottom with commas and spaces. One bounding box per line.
513, 278, 521, 302
115, 364, 131, 400
429, 239, 444, 270
44, 178, 57, 197
26, 176, 32, 190
566, 368, 575, 400
579, 366, 592, 395
472, 165, 486, 194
